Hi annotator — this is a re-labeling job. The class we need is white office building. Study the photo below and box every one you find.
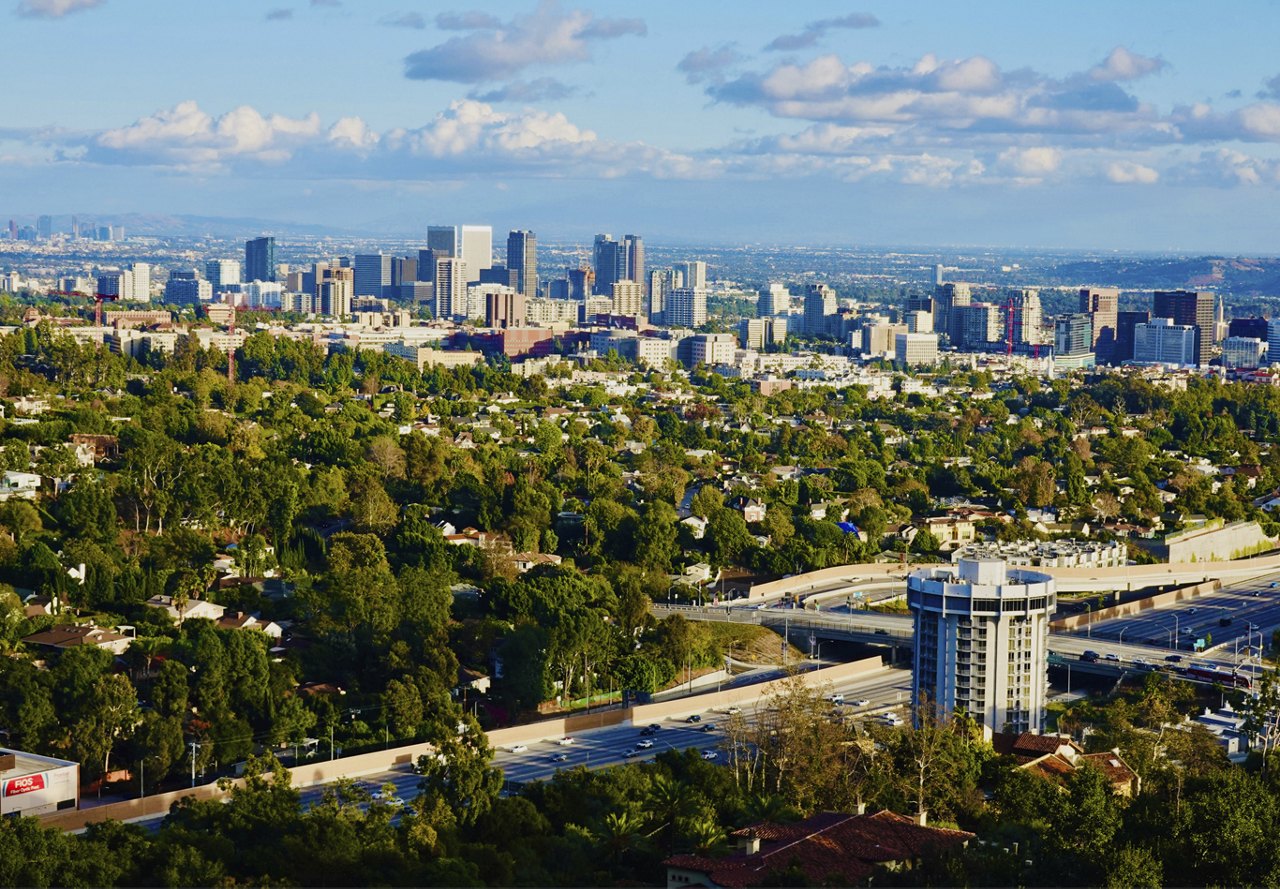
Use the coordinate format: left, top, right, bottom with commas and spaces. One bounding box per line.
205, 260, 241, 291
460, 225, 492, 283
758, 283, 792, 316
1222, 336, 1267, 369
908, 558, 1055, 738
666, 288, 707, 328
434, 257, 466, 320
894, 332, 939, 367
1132, 318, 1197, 368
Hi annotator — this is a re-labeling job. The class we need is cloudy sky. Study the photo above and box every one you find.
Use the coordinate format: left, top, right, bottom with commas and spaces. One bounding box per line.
4, 0, 1280, 250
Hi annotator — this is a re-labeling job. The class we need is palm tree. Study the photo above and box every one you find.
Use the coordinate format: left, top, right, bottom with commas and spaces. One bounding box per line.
601, 810, 645, 866
683, 814, 727, 855
646, 773, 692, 852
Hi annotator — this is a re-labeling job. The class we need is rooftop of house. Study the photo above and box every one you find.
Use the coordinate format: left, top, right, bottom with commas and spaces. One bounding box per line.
664, 810, 973, 888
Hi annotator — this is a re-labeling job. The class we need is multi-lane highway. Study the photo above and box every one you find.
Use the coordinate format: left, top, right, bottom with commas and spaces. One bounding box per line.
1072, 571, 1280, 658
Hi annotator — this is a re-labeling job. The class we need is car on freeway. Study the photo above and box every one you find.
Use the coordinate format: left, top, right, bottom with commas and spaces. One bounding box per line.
508, 744, 528, 754
851, 698, 871, 707
640, 727, 657, 737
1271, 582, 1279, 589
557, 737, 575, 745
550, 752, 570, 763
726, 707, 741, 715
701, 750, 718, 760
622, 748, 639, 758
1165, 654, 1184, 664
1249, 623, 1260, 631
829, 694, 845, 704
699, 724, 717, 732
874, 629, 890, 636
1187, 607, 1197, 615
637, 739, 654, 749
1080, 650, 1100, 663
648, 723, 662, 731
686, 714, 701, 724
372, 790, 404, 808
1103, 653, 1121, 663
881, 713, 904, 726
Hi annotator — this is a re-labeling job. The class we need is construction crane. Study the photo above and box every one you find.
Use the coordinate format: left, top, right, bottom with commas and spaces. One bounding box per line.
47, 290, 116, 326
1005, 294, 1015, 357
226, 308, 236, 386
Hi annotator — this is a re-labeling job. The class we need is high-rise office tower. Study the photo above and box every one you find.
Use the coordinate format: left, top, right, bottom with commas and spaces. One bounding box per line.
803, 283, 837, 336
648, 269, 672, 321
1152, 290, 1214, 367
391, 256, 418, 289
36, 216, 52, 240
1113, 311, 1149, 364
1078, 287, 1119, 361
1229, 317, 1269, 341
70, 216, 80, 239
593, 234, 623, 295
934, 282, 971, 345
417, 249, 437, 283
1268, 319, 1280, 366
679, 261, 707, 291
205, 260, 242, 293
113, 263, 150, 302
434, 257, 466, 320
1054, 313, 1094, 365
934, 263, 945, 287
666, 288, 707, 328
611, 281, 645, 319
460, 225, 492, 283
507, 230, 538, 297
245, 237, 277, 283
1006, 288, 1042, 346
568, 267, 594, 300
1221, 336, 1267, 369
1133, 318, 1198, 367
906, 293, 934, 315
165, 271, 213, 306
354, 253, 394, 298
758, 283, 791, 317
909, 558, 1054, 738
623, 234, 644, 288
427, 226, 458, 257
315, 266, 353, 317
96, 269, 130, 301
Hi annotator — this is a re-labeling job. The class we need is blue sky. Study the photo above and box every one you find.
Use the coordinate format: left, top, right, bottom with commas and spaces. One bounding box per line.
4, 0, 1280, 251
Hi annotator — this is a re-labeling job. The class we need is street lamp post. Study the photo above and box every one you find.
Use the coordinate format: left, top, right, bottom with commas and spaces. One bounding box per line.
1084, 603, 1092, 638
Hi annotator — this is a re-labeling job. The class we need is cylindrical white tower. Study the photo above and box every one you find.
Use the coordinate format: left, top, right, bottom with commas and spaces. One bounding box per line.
907, 558, 1055, 737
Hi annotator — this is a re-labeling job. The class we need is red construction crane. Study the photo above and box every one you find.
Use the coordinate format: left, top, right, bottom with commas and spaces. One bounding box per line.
47, 290, 116, 326
226, 309, 236, 385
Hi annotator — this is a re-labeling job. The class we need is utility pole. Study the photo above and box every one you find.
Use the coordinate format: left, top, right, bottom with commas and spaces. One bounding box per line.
189, 741, 200, 788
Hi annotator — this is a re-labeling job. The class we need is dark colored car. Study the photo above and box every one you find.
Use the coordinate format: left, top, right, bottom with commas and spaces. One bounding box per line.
1080, 650, 1100, 663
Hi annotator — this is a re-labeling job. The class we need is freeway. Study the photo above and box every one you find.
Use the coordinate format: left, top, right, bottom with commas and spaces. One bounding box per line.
1072, 570, 1280, 657
119, 664, 909, 831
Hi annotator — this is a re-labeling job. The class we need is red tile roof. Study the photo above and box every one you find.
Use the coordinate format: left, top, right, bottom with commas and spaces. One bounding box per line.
665, 810, 973, 888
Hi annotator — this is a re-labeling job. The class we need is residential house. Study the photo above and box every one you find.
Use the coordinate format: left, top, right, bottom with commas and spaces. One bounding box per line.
993, 731, 1141, 798
0, 471, 41, 501
730, 496, 767, 524
510, 552, 563, 573
145, 594, 227, 623
215, 611, 283, 639
664, 810, 973, 889
22, 624, 133, 655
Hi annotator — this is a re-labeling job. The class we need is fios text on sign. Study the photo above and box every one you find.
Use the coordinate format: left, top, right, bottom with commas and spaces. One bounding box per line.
4, 774, 46, 796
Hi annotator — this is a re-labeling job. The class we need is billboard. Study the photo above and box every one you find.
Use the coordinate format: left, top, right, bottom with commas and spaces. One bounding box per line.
0, 764, 76, 816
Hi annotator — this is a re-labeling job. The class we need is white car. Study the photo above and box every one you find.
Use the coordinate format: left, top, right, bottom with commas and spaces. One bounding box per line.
508, 744, 528, 754
851, 699, 871, 708
371, 790, 404, 808
829, 694, 845, 704
701, 750, 718, 760
636, 739, 654, 749
726, 707, 741, 715
557, 737, 576, 746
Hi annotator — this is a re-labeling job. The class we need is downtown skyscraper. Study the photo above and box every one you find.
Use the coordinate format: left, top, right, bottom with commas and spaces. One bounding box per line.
506, 230, 538, 297
245, 236, 277, 283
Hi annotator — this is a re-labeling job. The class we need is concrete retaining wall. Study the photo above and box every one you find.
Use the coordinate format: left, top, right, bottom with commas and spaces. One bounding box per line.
41, 657, 883, 833
1050, 579, 1221, 630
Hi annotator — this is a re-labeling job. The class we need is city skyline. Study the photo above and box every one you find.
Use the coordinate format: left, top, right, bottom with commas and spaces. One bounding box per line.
4, 1, 1280, 251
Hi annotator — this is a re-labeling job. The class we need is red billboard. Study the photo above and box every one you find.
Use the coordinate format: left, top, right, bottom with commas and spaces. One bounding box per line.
4, 773, 46, 796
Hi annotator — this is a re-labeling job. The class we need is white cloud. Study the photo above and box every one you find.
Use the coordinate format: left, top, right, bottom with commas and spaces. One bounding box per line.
1105, 160, 1158, 184
998, 146, 1062, 179
1089, 47, 1167, 82
764, 12, 879, 52
404, 2, 645, 83
14, 0, 101, 18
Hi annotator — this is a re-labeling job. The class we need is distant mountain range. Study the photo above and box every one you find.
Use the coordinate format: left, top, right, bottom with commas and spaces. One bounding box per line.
1051, 256, 1280, 295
